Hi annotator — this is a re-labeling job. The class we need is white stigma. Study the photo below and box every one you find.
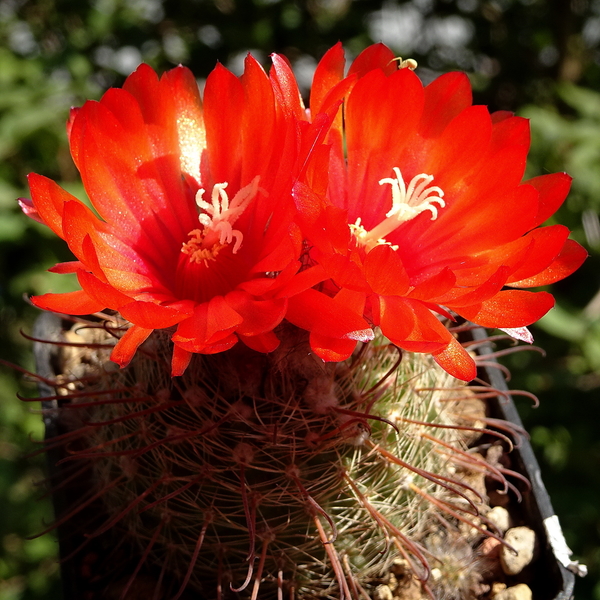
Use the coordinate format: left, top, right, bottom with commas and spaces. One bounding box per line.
380, 168, 445, 221
351, 167, 445, 251
392, 56, 418, 70
196, 175, 260, 253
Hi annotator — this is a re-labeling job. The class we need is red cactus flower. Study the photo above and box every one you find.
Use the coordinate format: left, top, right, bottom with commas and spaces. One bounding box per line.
22, 57, 363, 375
292, 43, 587, 380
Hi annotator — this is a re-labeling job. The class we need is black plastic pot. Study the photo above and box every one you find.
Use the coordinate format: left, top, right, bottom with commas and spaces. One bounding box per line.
33, 313, 582, 599
472, 326, 584, 600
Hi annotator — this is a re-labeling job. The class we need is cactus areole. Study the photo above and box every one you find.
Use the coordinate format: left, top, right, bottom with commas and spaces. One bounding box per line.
21, 43, 585, 599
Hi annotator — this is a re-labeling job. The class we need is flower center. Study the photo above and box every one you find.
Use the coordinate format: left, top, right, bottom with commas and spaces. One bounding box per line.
350, 167, 445, 252
181, 176, 260, 266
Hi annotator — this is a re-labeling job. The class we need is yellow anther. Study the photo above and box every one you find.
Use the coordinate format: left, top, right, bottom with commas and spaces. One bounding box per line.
181, 176, 261, 264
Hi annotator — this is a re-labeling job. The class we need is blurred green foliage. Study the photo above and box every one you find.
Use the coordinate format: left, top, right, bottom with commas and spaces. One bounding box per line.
0, 372, 59, 600
1, 0, 600, 598
523, 82, 600, 374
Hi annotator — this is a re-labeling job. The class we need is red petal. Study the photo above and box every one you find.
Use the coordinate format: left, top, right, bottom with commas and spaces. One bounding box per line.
488, 115, 530, 177
409, 268, 456, 300
121, 64, 200, 200
225, 290, 287, 336
239, 55, 277, 185
303, 143, 333, 197
348, 43, 396, 77
420, 105, 492, 187
173, 297, 243, 348
421, 72, 472, 138
450, 213, 569, 290
379, 297, 450, 353
111, 325, 153, 368
491, 110, 514, 124
293, 185, 350, 254
61, 200, 105, 260
310, 42, 346, 122
297, 109, 338, 183
397, 111, 534, 265
70, 91, 195, 249
103, 265, 162, 297
171, 345, 193, 377
31, 290, 104, 315
203, 63, 246, 187
203, 296, 244, 343
269, 53, 306, 121
58, 203, 151, 294
433, 336, 477, 381
275, 265, 328, 299
240, 331, 280, 353
197, 334, 239, 354
120, 63, 159, 112
160, 65, 206, 186
508, 239, 588, 287
334, 288, 367, 315
66, 107, 79, 141
251, 232, 301, 274
458, 290, 555, 327
504, 225, 569, 284
286, 288, 373, 341
420, 301, 455, 322
63, 204, 140, 290
119, 300, 192, 329
48, 261, 84, 274
173, 331, 238, 355
311, 44, 358, 119
317, 253, 368, 292
307, 290, 367, 356
436, 266, 511, 307
77, 270, 132, 308
364, 245, 410, 296
28, 174, 80, 238
310, 334, 357, 362
377, 296, 415, 342
78, 235, 108, 283
527, 172, 572, 227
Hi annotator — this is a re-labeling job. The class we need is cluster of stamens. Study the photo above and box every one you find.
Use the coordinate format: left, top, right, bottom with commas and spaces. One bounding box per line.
351, 167, 446, 251
181, 176, 260, 266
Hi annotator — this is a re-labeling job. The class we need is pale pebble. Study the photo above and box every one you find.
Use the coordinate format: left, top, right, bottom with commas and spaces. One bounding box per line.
493, 583, 533, 600
500, 526, 536, 575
